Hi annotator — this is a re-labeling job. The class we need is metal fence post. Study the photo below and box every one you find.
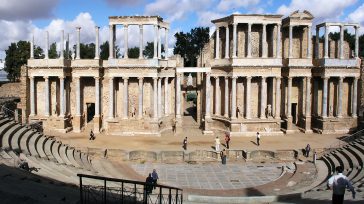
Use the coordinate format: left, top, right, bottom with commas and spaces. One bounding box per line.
121, 182, 124, 204
79, 176, 83, 204
159, 187, 162, 204
169, 189, 172, 204
176, 189, 178, 204
134, 183, 137, 203
104, 179, 107, 204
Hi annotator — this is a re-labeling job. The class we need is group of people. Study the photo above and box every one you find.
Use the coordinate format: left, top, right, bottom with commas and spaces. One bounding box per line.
145, 169, 159, 194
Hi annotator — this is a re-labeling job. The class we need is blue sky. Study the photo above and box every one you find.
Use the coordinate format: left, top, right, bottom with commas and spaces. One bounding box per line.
0, 0, 364, 58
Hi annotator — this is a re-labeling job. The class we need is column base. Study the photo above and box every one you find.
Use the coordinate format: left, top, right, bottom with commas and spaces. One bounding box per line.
303, 116, 312, 133
93, 115, 101, 133
73, 115, 82, 133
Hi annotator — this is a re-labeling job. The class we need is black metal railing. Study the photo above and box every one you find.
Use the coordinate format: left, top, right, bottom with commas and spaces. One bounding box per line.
78, 174, 183, 204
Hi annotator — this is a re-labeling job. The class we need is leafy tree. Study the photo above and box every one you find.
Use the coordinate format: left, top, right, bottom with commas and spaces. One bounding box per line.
48, 42, 59, 59
174, 27, 209, 67
143, 42, 164, 59
4, 40, 43, 82
127, 47, 140, 58
73, 43, 95, 59
99, 41, 121, 60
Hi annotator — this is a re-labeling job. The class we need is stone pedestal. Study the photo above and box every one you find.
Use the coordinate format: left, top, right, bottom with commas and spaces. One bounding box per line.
284, 117, 297, 134
93, 116, 101, 133
203, 116, 214, 135
44, 116, 71, 133
73, 115, 82, 133
303, 116, 313, 133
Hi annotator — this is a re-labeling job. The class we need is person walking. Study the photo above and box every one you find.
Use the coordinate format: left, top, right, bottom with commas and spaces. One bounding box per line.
183, 137, 187, 150
313, 151, 317, 164
256, 132, 261, 146
172, 118, 177, 134
145, 173, 154, 194
89, 130, 95, 140
151, 169, 159, 189
225, 133, 230, 149
305, 144, 311, 157
327, 166, 355, 204
215, 136, 221, 152
220, 149, 227, 165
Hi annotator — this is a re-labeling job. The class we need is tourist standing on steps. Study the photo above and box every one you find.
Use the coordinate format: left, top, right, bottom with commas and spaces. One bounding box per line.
215, 136, 221, 152
220, 149, 227, 165
225, 133, 230, 149
183, 137, 187, 150
89, 130, 95, 140
305, 144, 311, 157
172, 118, 177, 134
151, 169, 159, 189
145, 173, 154, 194
327, 166, 355, 204
256, 132, 260, 146
313, 151, 317, 164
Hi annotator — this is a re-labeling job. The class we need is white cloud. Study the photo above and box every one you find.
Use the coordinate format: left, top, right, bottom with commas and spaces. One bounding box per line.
0, 0, 59, 20
197, 11, 225, 27
348, 3, 364, 33
105, 0, 144, 6
217, 0, 260, 12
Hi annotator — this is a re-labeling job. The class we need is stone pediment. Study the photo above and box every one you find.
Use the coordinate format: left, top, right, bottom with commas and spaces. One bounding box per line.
289, 10, 314, 20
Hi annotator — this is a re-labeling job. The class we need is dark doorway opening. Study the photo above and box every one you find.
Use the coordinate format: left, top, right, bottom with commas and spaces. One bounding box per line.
292, 103, 297, 124
86, 103, 95, 123
184, 90, 197, 121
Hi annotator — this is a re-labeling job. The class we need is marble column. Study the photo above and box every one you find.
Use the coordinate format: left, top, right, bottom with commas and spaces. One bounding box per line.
262, 24, 267, 58
30, 34, 34, 59
247, 23, 252, 58
287, 77, 292, 118
352, 77, 358, 117
232, 23, 237, 58
231, 77, 237, 119
60, 30, 64, 59
307, 26, 312, 59
165, 28, 169, 59
260, 77, 267, 119
109, 25, 114, 59
315, 27, 319, 59
158, 77, 162, 118
158, 27, 162, 59
108, 77, 114, 119
215, 26, 220, 59
124, 25, 128, 59
246, 77, 252, 119
176, 74, 181, 118
123, 77, 128, 119
76, 27, 81, 59
94, 77, 100, 117
45, 31, 49, 59
30, 76, 35, 116
305, 77, 311, 117
60, 77, 65, 117
288, 25, 293, 58
276, 24, 281, 58
337, 77, 343, 118
224, 77, 229, 117
66, 33, 70, 59
153, 77, 158, 119
275, 77, 281, 119
139, 25, 144, 59
324, 25, 329, 59
153, 25, 158, 59
138, 77, 143, 118
95, 26, 100, 59
76, 77, 81, 116
164, 77, 169, 116
44, 77, 50, 116
225, 25, 229, 59
215, 77, 220, 115
339, 25, 344, 59
355, 26, 359, 58
205, 73, 211, 117
322, 77, 328, 118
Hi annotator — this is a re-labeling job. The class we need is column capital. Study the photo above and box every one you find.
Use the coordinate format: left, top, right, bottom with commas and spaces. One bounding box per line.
44, 76, 49, 80
122, 77, 129, 80
246, 76, 252, 80
74, 76, 80, 80
153, 77, 158, 80
276, 76, 282, 79
261, 76, 266, 80
108, 76, 114, 80
95, 26, 100, 30
59, 76, 65, 80
94, 76, 100, 80
338, 76, 344, 81
224, 76, 229, 80
29, 76, 34, 79
213, 76, 219, 79
262, 23, 267, 26
139, 24, 143, 29
124, 24, 129, 28
322, 76, 329, 80
76, 26, 81, 30
138, 77, 144, 80
231, 76, 237, 79
109, 24, 113, 29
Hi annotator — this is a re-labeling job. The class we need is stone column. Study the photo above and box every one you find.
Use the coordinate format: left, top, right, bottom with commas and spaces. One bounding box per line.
355, 26, 359, 58
44, 77, 50, 116
109, 25, 114, 59
337, 77, 343, 118
30, 76, 35, 116
260, 77, 267, 119
225, 25, 229, 59
315, 27, 319, 59
153, 25, 158, 59
124, 25, 128, 59
246, 77, 252, 119
123, 77, 129, 119
305, 77, 311, 117
232, 23, 237, 58
307, 26, 312, 59
66, 33, 70, 59
30, 34, 34, 59
60, 30, 64, 59
262, 24, 267, 58
95, 26, 100, 59
288, 25, 293, 58
108, 77, 114, 119
176, 74, 181, 118
275, 77, 281, 119
324, 25, 329, 58
287, 77, 292, 118
164, 77, 169, 116
158, 77, 162, 118
205, 73, 211, 117
158, 27, 162, 59
339, 25, 344, 59
165, 28, 169, 59
60, 77, 65, 117
224, 77, 229, 117
139, 25, 144, 59
215, 26, 220, 59
76, 27, 81, 59
352, 77, 358, 117
76, 77, 81, 116
215, 77, 220, 115
45, 31, 49, 59
94, 77, 100, 117
153, 77, 158, 119
276, 24, 281, 58
322, 77, 328, 118
231, 76, 237, 119
138, 77, 143, 118
247, 23, 252, 58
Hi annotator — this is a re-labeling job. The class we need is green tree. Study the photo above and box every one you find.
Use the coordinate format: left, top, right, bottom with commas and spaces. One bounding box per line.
127, 47, 140, 58
99, 41, 121, 60
174, 27, 209, 67
48, 42, 59, 59
4, 40, 43, 82
143, 42, 164, 59
73, 43, 95, 59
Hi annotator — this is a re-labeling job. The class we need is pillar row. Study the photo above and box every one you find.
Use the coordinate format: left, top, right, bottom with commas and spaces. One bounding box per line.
123, 77, 128, 119
30, 76, 35, 116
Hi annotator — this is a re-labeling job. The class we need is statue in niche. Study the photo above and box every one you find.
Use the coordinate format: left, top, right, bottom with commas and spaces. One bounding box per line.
266, 104, 272, 118
71, 52, 75, 60
187, 73, 193, 86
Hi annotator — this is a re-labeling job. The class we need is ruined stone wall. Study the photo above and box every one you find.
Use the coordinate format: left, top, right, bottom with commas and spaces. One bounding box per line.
0, 82, 22, 98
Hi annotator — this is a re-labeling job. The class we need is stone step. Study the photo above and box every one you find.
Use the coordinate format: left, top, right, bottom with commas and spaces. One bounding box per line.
19, 130, 36, 155
91, 159, 113, 178
66, 148, 80, 168
10, 125, 28, 151
35, 135, 48, 158
27, 132, 42, 157
1, 123, 22, 150
343, 145, 363, 167
73, 150, 85, 168
43, 137, 55, 161
0, 121, 16, 146
59, 144, 73, 166
51, 141, 65, 164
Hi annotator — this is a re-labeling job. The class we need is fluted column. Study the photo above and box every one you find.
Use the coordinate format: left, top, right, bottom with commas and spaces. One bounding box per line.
232, 23, 237, 58
315, 27, 319, 59
339, 25, 344, 59
215, 26, 220, 59
158, 77, 162, 118
276, 24, 281, 58
322, 77, 328, 118
60, 77, 65, 116
45, 31, 49, 59
205, 73, 211, 117
109, 25, 114, 59
158, 27, 162, 59
139, 25, 144, 59
260, 77, 267, 119
76, 77, 81, 116
324, 25, 329, 58
123, 77, 129, 119
337, 77, 343, 118
108, 77, 114, 119
305, 77, 311, 117
66, 33, 70, 59
153, 77, 158, 119
225, 25, 229, 59
76, 27, 81, 59
246, 77, 252, 119
60, 30, 64, 59
215, 77, 220, 115
153, 25, 158, 59
288, 25, 293, 58
124, 25, 128, 59
262, 24, 267, 58
30, 34, 34, 59
224, 77, 229, 117
247, 23, 252, 58
164, 77, 169, 115
44, 77, 50, 116
138, 77, 143, 118
176, 74, 181, 118
165, 28, 169, 59
30, 76, 35, 116
231, 76, 237, 119
93, 77, 99, 117
307, 26, 312, 59
355, 26, 359, 58
95, 26, 100, 59
352, 77, 358, 117
287, 77, 292, 118
275, 77, 281, 119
